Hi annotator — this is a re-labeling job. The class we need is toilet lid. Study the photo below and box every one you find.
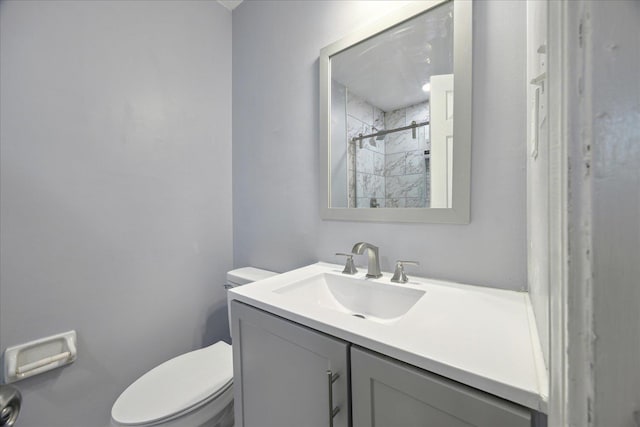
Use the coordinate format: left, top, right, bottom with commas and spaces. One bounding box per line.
111, 341, 233, 425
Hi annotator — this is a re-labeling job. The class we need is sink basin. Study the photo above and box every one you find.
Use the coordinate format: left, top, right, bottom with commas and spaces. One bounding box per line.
273, 273, 425, 323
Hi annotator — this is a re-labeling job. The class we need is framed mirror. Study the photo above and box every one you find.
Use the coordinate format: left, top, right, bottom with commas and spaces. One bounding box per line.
320, 0, 472, 223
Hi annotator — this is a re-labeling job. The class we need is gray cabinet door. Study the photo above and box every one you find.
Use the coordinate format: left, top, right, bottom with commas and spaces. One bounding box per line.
231, 301, 350, 427
351, 346, 531, 427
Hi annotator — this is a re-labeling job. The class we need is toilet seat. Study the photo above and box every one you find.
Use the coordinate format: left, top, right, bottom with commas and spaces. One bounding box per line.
111, 341, 233, 426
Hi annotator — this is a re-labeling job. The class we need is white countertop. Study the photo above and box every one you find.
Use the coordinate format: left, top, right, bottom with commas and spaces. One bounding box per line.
228, 262, 548, 413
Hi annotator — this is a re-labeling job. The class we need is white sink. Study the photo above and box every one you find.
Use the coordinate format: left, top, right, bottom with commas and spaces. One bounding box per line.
228, 262, 548, 412
273, 272, 425, 323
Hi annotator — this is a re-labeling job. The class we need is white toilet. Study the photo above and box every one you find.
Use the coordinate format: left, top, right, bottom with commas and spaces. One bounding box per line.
111, 267, 276, 427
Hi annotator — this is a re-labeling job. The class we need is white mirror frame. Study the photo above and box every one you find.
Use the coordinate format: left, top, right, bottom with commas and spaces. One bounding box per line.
320, 0, 472, 224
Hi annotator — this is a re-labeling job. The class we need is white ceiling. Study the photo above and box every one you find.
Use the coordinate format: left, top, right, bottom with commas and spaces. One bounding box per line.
331, 2, 453, 112
217, 0, 243, 11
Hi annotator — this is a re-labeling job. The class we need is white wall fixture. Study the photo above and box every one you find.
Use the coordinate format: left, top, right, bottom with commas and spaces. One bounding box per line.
3, 331, 77, 384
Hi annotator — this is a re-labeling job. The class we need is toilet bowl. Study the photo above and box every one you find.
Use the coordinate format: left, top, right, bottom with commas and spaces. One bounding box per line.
111, 267, 276, 427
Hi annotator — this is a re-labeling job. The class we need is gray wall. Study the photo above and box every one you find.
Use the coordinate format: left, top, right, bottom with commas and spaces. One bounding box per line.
233, 1, 527, 290
0, 1, 232, 426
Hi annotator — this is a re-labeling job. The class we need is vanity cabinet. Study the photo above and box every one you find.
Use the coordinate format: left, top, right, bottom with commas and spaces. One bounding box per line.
231, 301, 534, 427
351, 346, 532, 427
230, 301, 350, 427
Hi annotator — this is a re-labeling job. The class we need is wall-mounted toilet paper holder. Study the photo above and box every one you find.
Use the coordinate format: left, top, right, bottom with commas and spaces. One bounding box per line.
3, 330, 77, 384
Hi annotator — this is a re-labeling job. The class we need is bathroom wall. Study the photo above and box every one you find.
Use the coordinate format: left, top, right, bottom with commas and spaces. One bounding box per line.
233, 0, 527, 290
0, 1, 232, 426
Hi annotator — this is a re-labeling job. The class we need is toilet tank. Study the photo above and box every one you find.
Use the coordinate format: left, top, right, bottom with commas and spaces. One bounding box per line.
225, 267, 277, 289
226, 267, 276, 339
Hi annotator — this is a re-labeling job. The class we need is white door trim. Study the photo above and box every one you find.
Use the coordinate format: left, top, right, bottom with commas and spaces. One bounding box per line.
548, 1, 595, 426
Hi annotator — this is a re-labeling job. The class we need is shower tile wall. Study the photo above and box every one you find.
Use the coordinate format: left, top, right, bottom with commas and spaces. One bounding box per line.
346, 91, 385, 208
345, 92, 430, 209
384, 102, 430, 208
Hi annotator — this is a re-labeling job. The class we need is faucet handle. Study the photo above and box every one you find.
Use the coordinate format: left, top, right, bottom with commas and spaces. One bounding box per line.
335, 253, 358, 275
391, 260, 420, 283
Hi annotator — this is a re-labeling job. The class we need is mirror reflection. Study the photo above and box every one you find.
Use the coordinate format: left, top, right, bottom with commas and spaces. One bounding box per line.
329, 1, 454, 209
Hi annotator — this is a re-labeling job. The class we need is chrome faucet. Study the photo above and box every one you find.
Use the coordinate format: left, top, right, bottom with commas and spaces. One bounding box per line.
352, 242, 382, 279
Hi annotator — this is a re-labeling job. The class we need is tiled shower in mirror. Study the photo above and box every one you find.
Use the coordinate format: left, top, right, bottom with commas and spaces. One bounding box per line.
334, 81, 431, 208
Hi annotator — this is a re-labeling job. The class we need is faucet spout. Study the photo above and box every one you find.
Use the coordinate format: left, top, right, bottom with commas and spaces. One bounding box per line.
351, 242, 383, 279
